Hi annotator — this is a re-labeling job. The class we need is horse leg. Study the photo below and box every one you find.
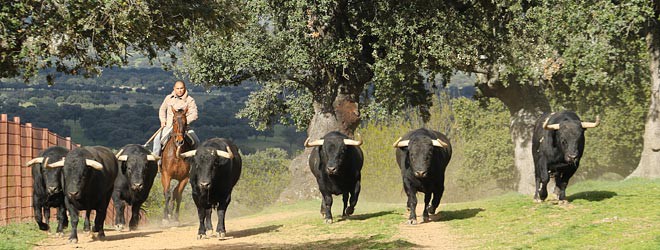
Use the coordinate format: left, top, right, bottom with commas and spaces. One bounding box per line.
173, 177, 189, 223
161, 174, 172, 223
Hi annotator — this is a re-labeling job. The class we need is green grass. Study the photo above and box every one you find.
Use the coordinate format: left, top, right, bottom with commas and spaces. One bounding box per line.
0, 223, 47, 250
441, 178, 660, 249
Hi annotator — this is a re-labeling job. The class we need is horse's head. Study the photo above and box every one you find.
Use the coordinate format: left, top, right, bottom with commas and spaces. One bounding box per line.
170, 106, 188, 148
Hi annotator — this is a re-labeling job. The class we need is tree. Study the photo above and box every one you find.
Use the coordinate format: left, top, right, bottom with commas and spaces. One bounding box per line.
0, 0, 241, 83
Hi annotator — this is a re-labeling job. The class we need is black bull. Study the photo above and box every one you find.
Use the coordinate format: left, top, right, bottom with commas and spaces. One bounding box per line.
394, 128, 452, 224
24, 146, 69, 234
306, 131, 363, 224
50, 146, 118, 244
112, 144, 160, 231
532, 111, 599, 203
182, 138, 241, 239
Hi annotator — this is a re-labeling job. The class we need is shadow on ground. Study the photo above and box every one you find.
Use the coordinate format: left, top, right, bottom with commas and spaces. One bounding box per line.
176, 236, 418, 250
437, 208, 484, 222
228, 225, 283, 238
568, 191, 617, 202
347, 210, 397, 221
102, 230, 162, 241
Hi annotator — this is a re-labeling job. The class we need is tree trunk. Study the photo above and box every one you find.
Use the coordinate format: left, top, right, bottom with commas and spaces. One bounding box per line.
478, 72, 551, 194
628, 19, 660, 179
278, 94, 360, 201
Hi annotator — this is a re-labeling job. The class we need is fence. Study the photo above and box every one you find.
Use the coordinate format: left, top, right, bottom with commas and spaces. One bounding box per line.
0, 114, 146, 227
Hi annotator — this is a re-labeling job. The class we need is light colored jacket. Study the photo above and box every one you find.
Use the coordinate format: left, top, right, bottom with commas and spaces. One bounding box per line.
159, 90, 198, 128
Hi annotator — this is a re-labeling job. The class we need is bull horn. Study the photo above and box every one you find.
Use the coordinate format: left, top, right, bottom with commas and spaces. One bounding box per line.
86, 160, 104, 171
432, 139, 449, 147
542, 117, 560, 130
216, 146, 234, 159
115, 149, 124, 158
147, 154, 160, 161
25, 157, 45, 167
180, 150, 197, 158
395, 139, 410, 148
47, 158, 65, 168
581, 115, 601, 128
344, 133, 363, 146
117, 155, 128, 161
392, 137, 402, 147
304, 138, 324, 147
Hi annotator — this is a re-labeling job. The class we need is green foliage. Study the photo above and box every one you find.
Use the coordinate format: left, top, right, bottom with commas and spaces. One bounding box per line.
0, 222, 47, 250
452, 97, 515, 190
0, 0, 241, 82
233, 148, 291, 213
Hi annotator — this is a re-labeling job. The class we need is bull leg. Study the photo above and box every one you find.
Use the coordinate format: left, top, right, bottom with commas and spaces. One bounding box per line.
320, 202, 326, 218
341, 193, 349, 218
321, 192, 334, 224
94, 194, 112, 239
83, 210, 91, 233
112, 193, 126, 231
161, 175, 172, 223
216, 197, 230, 238
44, 207, 52, 232
195, 205, 208, 239
56, 204, 68, 236
129, 203, 142, 231
346, 180, 361, 217
556, 167, 577, 203
66, 199, 79, 244
422, 192, 431, 222
405, 183, 418, 225
204, 208, 213, 234
33, 197, 48, 231
534, 158, 550, 202
429, 184, 445, 215
173, 177, 189, 222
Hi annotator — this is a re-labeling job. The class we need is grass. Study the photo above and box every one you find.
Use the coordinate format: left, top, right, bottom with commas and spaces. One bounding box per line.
0, 222, 47, 250
441, 178, 660, 249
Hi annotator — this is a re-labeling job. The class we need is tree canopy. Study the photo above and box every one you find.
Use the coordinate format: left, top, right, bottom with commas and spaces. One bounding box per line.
0, 0, 241, 82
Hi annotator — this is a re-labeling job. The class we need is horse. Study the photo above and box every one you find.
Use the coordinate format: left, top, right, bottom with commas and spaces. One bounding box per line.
160, 107, 194, 224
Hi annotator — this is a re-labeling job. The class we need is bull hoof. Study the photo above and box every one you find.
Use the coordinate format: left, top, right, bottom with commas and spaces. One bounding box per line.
533, 199, 543, 203
558, 200, 569, 205
56, 232, 64, 238
218, 232, 226, 239
197, 234, 208, 240
115, 224, 125, 232
38, 223, 49, 231
345, 206, 355, 216
423, 216, 430, 223
324, 218, 333, 224
68, 238, 78, 244
407, 219, 417, 225
428, 206, 437, 215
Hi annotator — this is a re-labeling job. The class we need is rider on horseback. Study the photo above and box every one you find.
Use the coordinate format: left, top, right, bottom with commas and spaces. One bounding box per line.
152, 80, 200, 158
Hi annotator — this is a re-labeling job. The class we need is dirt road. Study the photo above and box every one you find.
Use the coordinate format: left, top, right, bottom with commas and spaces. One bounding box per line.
34, 206, 465, 249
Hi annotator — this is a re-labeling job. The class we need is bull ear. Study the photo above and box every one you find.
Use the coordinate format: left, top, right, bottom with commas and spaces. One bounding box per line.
117, 155, 128, 161
115, 149, 124, 159
542, 117, 560, 130
581, 115, 600, 129
215, 146, 234, 159
147, 154, 160, 161
46, 158, 65, 168
180, 150, 197, 158
432, 139, 448, 147
86, 159, 104, 171
25, 157, 45, 167
304, 138, 324, 147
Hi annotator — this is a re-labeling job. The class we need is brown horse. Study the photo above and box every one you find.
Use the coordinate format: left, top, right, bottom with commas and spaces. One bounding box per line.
160, 107, 193, 224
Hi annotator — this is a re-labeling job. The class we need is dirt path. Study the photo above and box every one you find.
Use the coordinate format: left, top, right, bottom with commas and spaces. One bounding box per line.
35, 206, 465, 249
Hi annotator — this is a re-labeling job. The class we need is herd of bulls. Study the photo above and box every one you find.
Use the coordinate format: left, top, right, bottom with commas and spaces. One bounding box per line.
23, 110, 599, 243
